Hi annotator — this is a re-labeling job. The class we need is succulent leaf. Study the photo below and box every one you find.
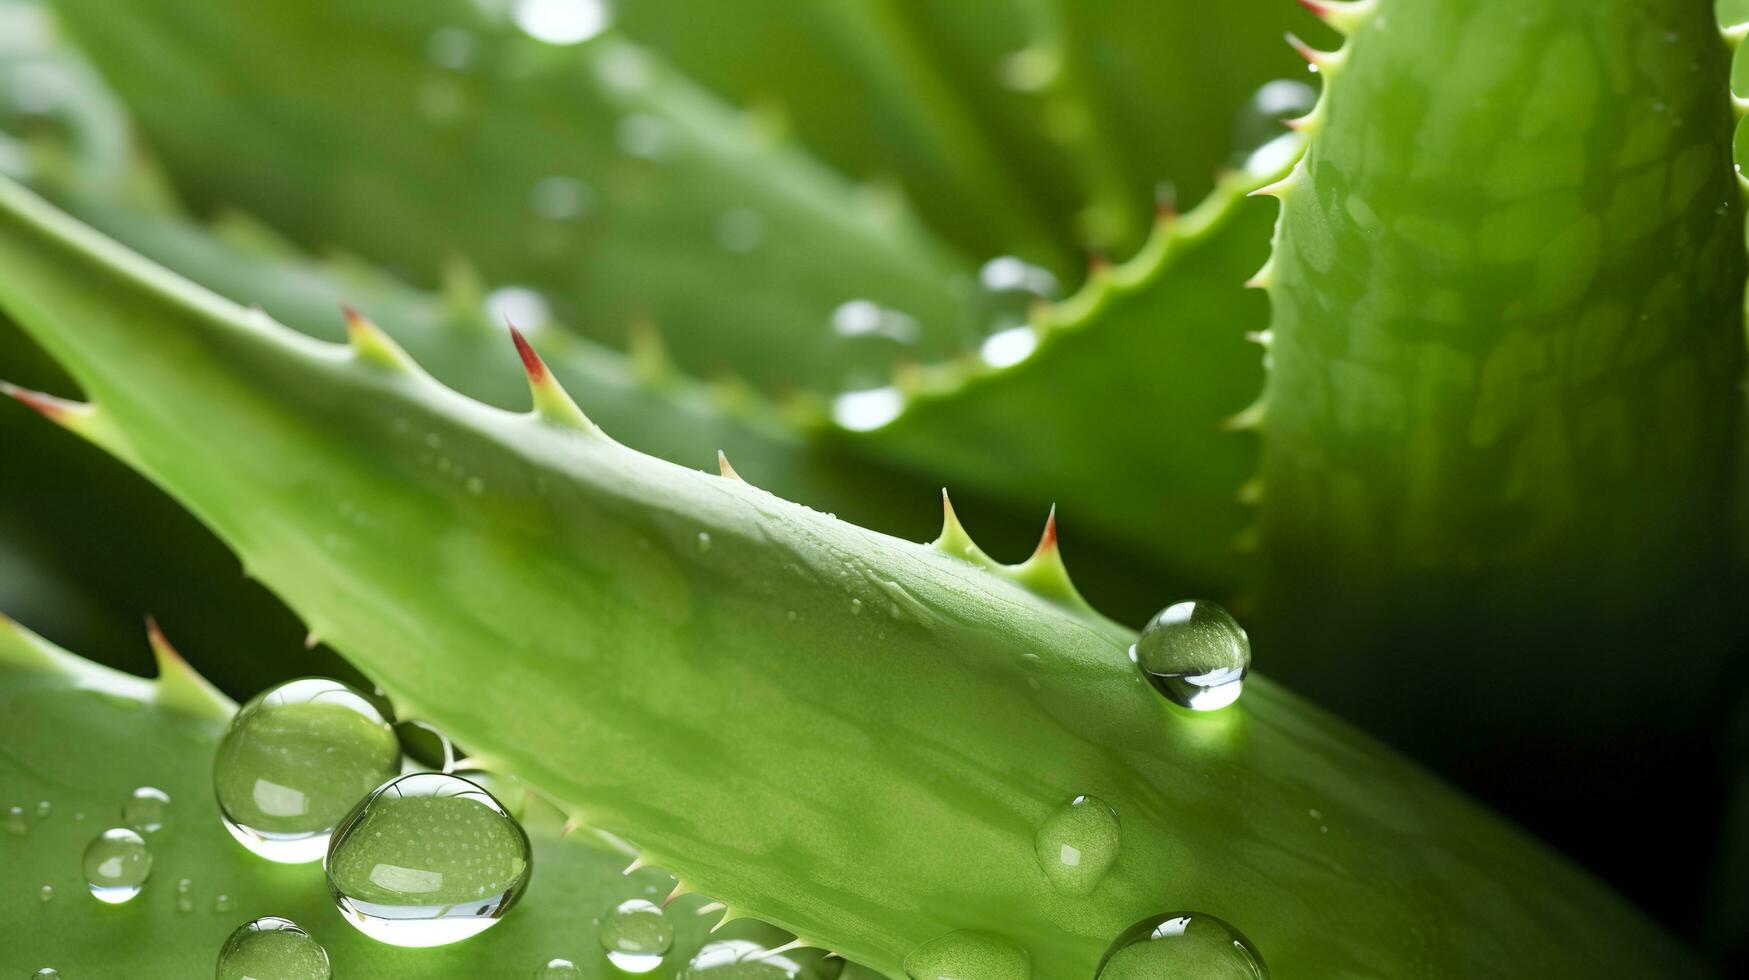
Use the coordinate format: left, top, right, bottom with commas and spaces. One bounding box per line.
0, 175, 1703, 977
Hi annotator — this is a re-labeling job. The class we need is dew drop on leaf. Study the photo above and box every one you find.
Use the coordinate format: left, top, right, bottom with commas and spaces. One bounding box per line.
1032, 795, 1120, 896
82, 827, 151, 904
513, 0, 610, 45
1129, 600, 1251, 711
598, 898, 674, 973
6, 803, 26, 835
38, 884, 52, 903
1096, 912, 1265, 979
35, 799, 50, 819
534, 958, 584, 978
326, 772, 532, 947
123, 785, 171, 834
213, 677, 402, 863
216, 916, 331, 980
681, 939, 817, 978
176, 877, 195, 914
977, 256, 1056, 339
32, 970, 58, 979
903, 930, 1030, 980
214, 893, 236, 914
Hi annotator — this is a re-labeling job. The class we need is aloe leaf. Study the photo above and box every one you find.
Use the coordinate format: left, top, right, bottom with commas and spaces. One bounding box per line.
41, 0, 980, 392
0, 176, 1703, 977
0, 0, 130, 196
0, 614, 839, 977
1253, 0, 1745, 914
834, 166, 1279, 592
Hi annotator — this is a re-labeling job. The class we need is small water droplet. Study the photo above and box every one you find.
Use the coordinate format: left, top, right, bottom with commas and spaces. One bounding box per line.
1033, 795, 1120, 896
326, 772, 532, 947
681, 939, 813, 977
83, 827, 152, 904
831, 387, 903, 432
1233, 80, 1316, 163
598, 898, 674, 973
1097, 912, 1264, 979
215, 893, 236, 914
715, 208, 766, 253
849, 598, 864, 615
1129, 600, 1250, 711
426, 27, 480, 71
217, 916, 332, 980
32, 969, 58, 979
530, 176, 591, 221
39, 884, 53, 903
484, 286, 553, 332
904, 930, 1030, 979
396, 719, 458, 773
123, 786, 171, 834
513, 0, 609, 44
214, 677, 402, 863
6, 804, 27, 835
35, 799, 51, 819
177, 877, 195, 914
534, 958, 584, 978
830, 300, 918, 342
617, 114, 672, 160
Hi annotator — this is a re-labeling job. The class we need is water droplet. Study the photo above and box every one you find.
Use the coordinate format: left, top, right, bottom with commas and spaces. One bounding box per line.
530, 176, 591, 221
326, 771, 532, 947
696, 531, 714, 553
1233, 80, 1316, 159
466, 476, 486, 496
1719, 0, 1749, 30
598, 898, 674, 973
979, 327, 1037, 368
32, 970, 58, 979
396, 719, 458, 773
39, 884, 53, 903
830, 300, 919, 343
1033, 795, 1120, 896
214, 677, 402, 863
217, 916, 332, 980
681, 939, 813, 977
513, 0, 609, 45
426, 27, 480, 72
123, 786, 171, 834
1736, 116, 1749, 178
83, 827, 152, 903
35, 799, 51, 819
177, 877, 195, 914
534, 958, 584, 978
903, 930, 1030, 979
849, 598, 864, 615
1129, 600, 1250, 711
715, 208, 766, 253
6, 804, 27, 835
976, 256, 1056, 342
617, 114, 672, 160
831, 387, 903, 432
215, 893, 236, 914
484, 286, 553, 332
1097, 912, 1264, 979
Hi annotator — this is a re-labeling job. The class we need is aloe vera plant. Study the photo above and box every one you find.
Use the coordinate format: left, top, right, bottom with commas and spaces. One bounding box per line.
2, 0, 1746, 974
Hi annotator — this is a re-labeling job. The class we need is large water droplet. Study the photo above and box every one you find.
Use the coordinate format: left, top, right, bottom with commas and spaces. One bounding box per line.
514, 0, 609, 45
977, 257, 1057, 338
123, 786, 171, 834
598, 898, 674, 973
1129, 600, 1250, 711
534, 958, 583, 978
1033, 795, 1120, 897
217, 916, 332, 980
213, 677, 402, 863
1097, 912, 1265, 979
681, 940, 814, 978
326, 771, 532, 947
903, 931, 1030, 979
83, 827, 152, 903
1233, 80, 1315, 176
1720, 0, 1749, 30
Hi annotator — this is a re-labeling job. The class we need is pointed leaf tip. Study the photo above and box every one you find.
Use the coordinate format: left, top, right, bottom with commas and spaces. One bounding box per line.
342, 305, 416, 371
0, 379, 85, 421
717, 450, 744, 481
1032, 504, 1059, 559
1286, 32, 1329, 66
507, 326, 598, 433
662, 880, 693, 907
933, 488, 990, 564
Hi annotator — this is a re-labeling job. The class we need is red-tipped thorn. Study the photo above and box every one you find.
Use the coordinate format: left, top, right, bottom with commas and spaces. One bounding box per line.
509, 322, 546, 383
303, 630, 321, 650
0, 380, 81, 421
1296, 0, 1329, 16
1283, 114, 1310, 132
1286, 32, 1326, 68
1033, 505, 1059, 558
341, 304, 366, 330
144, 616, 172, 657
1086, 252, 1112, 276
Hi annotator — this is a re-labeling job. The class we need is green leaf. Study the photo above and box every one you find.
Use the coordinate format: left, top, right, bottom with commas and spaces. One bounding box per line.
43, 0, 981, 392
834, 167, 1279, 592
0, 614, 821, 978
0, 175, 1702, 977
